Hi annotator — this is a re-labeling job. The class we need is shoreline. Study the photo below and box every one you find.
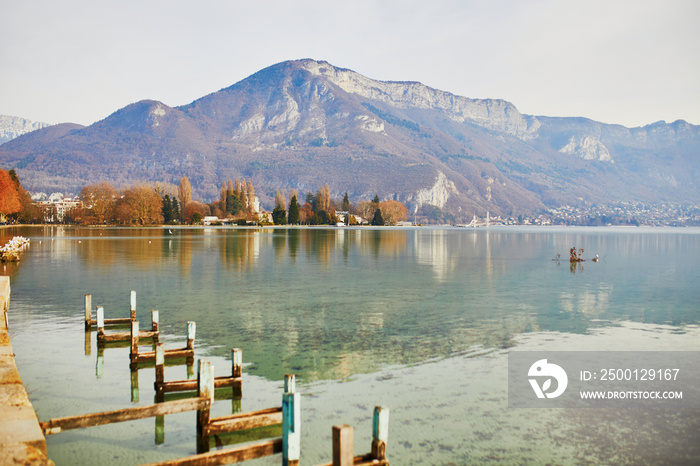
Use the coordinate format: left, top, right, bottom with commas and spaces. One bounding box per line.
0, 276, 52, 465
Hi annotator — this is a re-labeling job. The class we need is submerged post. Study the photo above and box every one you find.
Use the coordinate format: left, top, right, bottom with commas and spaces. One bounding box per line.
282, 374, 300, 466
130, 290, 136, 320
332, 425, 354, 466
155, 343, 165, 402
84, 294, 92, 328
130, 368, 139, 403
96, 345, 104, 378
371, 406, 389, 460
196, 359, 214, 454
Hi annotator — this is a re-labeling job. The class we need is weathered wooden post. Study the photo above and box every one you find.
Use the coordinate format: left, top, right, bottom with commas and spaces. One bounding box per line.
282, 374, 300, 466
96, 307, 105, 340
232, 348, 242, 378
186, 321, 196, 350
129, 320, 139, 369
196, 359, 214, 454
155, 343, 165, 402
130, 290, 136, 320
332, 425, 354, 466
232, 348, 243, 403
371, 406, 389, 460
84, 328, 91, 356
84, 294, 92, 329
151, 309, 159, 333
186, 321, 196, 365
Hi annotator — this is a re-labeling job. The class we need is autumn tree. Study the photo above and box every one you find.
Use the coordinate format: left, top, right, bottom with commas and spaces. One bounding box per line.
246, 180, 255, 217
178, 176, 192, 221
116, 184, 164, 225
0, 169, 21, 219
379, 200, 408, 225
356, 201, 376, 224
6, 170, 36, 223
184, 201, 210, 224
318, 183, 331, 213
80, 182, 117, 224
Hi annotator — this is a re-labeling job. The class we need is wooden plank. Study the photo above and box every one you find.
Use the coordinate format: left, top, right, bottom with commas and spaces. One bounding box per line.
208, 407, 282, 435
158, 376, 241, 394
133, 347, 194, 364
98, 329, 158, 342
40, 397, 209, 435
141, 437, 282, 466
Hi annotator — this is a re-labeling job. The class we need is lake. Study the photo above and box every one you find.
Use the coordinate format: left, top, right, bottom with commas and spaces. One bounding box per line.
2, 225, 699, 465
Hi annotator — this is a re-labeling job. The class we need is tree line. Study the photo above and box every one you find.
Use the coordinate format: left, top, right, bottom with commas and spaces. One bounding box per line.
271, 183, 408, 226
0, 169, 408, 226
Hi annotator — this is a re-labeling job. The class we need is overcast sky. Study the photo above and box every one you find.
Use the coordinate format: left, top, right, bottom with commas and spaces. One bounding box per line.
1, 0, 698, 128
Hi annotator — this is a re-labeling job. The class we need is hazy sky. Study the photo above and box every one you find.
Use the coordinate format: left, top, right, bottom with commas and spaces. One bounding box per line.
1, 0, 698, 128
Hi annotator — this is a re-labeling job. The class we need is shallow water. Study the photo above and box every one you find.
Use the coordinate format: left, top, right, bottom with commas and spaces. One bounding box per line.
2, 225, 699, 464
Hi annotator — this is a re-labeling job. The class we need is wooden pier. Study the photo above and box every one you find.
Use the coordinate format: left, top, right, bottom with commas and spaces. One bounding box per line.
84, 291, 137, 329
130, 320, 195, 368
35, 289, 392, 465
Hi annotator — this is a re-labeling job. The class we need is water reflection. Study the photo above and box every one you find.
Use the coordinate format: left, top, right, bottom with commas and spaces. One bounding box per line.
4, 226, 700, 384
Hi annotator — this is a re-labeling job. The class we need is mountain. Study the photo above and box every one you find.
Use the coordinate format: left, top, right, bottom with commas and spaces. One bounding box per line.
0, 115, 51, 144
1, 59, 698, 220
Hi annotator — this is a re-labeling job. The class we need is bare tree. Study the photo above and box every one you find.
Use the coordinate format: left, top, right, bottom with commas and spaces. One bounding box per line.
178, 176, 192, 221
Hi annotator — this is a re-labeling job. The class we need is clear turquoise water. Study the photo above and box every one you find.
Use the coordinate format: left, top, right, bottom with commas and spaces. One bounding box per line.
3, 226, 700, 464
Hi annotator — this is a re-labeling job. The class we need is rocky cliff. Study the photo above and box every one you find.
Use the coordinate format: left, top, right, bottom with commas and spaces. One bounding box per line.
0, 115, 51, 144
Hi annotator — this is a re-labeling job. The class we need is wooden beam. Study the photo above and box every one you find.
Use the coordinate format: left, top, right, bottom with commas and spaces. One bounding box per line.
141, 437, 282, 466
157, 376, 241, 394
98, 329, 158, 343
40, 398, 209, 435
208, 407, 282, 435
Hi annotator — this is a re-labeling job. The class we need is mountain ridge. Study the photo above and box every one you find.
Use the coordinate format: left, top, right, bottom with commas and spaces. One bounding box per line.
1, 59, 698, 221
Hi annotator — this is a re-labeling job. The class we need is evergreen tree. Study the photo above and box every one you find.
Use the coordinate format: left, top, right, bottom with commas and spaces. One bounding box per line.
371, 208, 385, 226
288, 195, 300, 224
341, 192, 351, 212
372, 194, 380, 204
172, 198, 180, 222
162, 195, 174, 223
272, 206, 287, 225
